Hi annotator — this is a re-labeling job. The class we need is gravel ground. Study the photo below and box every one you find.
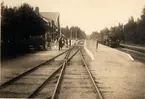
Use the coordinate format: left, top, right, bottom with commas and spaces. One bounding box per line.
86, 40, 145, 99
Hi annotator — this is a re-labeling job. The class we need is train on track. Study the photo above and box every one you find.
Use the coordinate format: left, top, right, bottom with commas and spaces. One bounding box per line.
104, 35, 120, 48
98, 34, 120, 48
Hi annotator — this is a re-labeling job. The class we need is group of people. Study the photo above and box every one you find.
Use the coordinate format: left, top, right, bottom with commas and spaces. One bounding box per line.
58, 38, 99, 51
58, 38, 71, 50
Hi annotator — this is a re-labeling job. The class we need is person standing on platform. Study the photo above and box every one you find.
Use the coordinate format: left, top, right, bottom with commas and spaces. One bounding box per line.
96, 39, 98, 50
69, 39, 71, 47
66, 39, 68, 48
62, 38, 64, 49
58, 38, 63, 50
48, 37, 51, 49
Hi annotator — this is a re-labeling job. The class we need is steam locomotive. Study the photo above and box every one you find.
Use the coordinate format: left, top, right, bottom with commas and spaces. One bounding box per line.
104, 36, 120, 48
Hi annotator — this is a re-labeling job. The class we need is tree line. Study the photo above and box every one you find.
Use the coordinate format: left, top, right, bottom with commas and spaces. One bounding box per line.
61, 26, 87, 39
1, 2, 48, 43
1, 2, 49, 57
90, 7, 145, 45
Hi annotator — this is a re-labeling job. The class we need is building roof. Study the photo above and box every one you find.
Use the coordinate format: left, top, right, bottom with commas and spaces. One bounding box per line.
40, 12, 60, 28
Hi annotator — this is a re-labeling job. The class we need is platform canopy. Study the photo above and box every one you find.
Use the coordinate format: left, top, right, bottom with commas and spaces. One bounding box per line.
40, 12, 60, 28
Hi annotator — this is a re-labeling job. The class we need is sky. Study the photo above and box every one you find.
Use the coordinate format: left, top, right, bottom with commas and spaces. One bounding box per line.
2, 0, 145, 34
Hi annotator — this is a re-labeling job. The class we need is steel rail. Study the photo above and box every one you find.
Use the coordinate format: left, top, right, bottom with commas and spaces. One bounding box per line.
28, 48, 79, 98
131, 55, 145, 61
0, 48, 71, 89
51, 48, 80, 99
118, 48, 145, 61
28, 64, 63, 98
80, 49, 104, 99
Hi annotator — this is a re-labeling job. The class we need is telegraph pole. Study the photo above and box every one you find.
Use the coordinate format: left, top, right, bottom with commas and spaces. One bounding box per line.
70, 29, 72, 40
58, 14, 61, 40
59, 27, 61, 39
76, 28, 77, 40
70, 28, 72, 46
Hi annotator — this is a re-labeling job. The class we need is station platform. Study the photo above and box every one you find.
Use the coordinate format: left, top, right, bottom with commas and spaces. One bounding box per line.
85, 40, 145, 99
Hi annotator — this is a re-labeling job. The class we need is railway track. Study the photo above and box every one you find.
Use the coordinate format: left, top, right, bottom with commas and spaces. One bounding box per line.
0, 48, 72, 89
56, 49, 103, 99
0, 47, 73, 97
0, 46, 104, 99
117, 47, 145, 62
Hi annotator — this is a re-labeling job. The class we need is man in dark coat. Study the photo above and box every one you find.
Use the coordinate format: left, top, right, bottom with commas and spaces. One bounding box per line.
69, 39, 71, 47
59, 38, 63, 50
96, 39, 98, 50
